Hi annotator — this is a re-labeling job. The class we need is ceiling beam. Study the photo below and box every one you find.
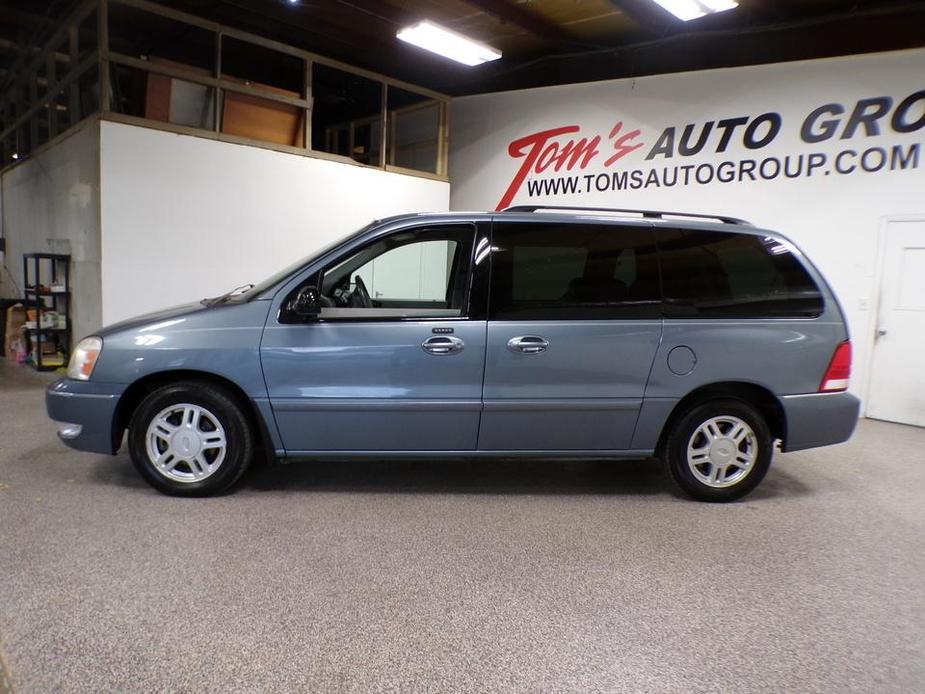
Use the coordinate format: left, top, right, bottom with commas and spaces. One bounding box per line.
459, 0, 578, 43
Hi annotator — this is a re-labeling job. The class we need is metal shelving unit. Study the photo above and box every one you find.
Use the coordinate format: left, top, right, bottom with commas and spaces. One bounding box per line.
22, 253, 71, 372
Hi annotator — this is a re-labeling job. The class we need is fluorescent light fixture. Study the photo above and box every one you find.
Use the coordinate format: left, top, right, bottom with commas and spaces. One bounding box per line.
650, 0, 738, 21
397, 20, 501, 66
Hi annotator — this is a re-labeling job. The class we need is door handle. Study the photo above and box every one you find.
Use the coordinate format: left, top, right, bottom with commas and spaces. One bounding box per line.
422, 335, 465, 355
507, 335, 549, 354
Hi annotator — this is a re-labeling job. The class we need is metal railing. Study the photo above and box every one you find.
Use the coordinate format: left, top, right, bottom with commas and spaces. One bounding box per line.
0, 0, 450, 180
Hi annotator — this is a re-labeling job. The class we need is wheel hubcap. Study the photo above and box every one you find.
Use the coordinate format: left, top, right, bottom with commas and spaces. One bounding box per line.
145, 403, 227, 483
686, 415, 757, 489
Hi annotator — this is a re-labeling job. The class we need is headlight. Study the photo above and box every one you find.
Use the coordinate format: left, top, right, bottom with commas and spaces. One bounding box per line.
67, 337, 103, 381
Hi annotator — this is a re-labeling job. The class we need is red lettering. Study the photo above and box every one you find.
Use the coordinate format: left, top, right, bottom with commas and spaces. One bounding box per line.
604, 121, 644, 167
496, 125, 580, 210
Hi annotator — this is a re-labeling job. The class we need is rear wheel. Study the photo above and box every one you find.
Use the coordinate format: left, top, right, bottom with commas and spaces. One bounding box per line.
128, 382, 254, 496
663, 398, 772, 502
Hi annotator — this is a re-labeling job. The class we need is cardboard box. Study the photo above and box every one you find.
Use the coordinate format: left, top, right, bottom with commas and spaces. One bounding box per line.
5, 303, 25, 361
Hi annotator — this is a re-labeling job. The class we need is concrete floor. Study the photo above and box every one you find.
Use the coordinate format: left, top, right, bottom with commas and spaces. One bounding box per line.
1, 361, 923, 693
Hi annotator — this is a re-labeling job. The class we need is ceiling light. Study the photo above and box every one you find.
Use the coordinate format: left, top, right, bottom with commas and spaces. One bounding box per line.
397, 20, 501, 67
649, 0, 738, 21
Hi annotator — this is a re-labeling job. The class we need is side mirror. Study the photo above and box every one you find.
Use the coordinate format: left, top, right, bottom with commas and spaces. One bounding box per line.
289, 285, 321, 320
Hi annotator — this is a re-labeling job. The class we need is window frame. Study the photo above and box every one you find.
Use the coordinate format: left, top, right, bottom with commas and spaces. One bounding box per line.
281, 222, 481, 324
487, 219, 663, 322
656, 228, 826, 320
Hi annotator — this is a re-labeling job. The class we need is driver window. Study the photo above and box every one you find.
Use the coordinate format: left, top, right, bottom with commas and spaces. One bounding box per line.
317, 225, 475, 319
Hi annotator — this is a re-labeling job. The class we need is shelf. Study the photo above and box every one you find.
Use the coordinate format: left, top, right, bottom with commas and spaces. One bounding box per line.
25, 288, 70, 296
24, 327, 69, 333
23, 253, 70, 260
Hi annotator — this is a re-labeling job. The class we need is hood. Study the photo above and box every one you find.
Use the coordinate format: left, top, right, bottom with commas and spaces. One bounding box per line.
94, 302, 212, 338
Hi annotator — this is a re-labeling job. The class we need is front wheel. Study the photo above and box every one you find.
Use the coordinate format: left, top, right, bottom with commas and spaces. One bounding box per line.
663, 398, 772, 502
128, 382, 254, 496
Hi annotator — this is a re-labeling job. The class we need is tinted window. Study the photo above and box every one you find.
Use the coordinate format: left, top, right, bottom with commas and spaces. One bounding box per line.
490, 223, 660, 320
658, 229, 824, 317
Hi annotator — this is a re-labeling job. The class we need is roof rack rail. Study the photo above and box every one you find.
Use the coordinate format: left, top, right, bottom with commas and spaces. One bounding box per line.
501, 205, 751, 226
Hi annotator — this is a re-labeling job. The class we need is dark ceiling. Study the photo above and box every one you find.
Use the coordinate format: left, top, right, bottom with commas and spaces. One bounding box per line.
2, 0, 925, 97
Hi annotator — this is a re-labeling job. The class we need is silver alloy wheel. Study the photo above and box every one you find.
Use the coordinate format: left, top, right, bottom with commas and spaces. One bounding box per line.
686, 415, 757, 489
145, 403, 227, 483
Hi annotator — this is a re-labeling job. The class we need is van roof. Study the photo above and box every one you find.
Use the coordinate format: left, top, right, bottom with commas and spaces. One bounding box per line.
376, 206, 766, 235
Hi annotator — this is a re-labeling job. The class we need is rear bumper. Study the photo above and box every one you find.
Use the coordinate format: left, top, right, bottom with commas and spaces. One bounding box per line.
780, 391, 861, 452
46, 379, 124, 454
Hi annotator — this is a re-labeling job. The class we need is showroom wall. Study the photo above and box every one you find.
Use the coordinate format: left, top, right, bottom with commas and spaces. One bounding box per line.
0, 120, 102, 344
99, 120, 450, 325
450, 48, 925, 405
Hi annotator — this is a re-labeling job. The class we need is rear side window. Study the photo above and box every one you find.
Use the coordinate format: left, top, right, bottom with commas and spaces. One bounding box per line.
658, 229, 824, 317
489, 222, 660, 320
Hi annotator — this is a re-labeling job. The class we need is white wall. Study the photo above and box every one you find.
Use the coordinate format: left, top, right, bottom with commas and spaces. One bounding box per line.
450, 48, 925, 405
0, 120, 102, 344
99, 120, 450, 325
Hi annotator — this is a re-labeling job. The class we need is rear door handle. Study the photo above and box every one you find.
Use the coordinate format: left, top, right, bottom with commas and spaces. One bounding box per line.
422, 335, 465, 355
507, 335, 549, 354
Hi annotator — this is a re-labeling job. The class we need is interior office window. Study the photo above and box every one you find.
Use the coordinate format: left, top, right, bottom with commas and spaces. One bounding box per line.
312, 63, 382, 166
220, 37, 306, 147
387, 87, 440, 174
316, 226, 475, 319
108, 4, 215, 130
658, 229, 824, 317
489, 222, 660, 320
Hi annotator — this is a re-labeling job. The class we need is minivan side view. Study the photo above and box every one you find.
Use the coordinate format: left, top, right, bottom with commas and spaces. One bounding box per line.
46, 206, 860, 501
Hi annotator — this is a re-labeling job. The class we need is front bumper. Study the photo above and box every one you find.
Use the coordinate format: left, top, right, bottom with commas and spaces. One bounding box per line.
46, 379, 125, 454
780, 391, 861, 452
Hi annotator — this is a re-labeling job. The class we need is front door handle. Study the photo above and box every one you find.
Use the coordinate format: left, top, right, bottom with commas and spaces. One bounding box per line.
507, 335, 549, 354
422, 335, 465, 355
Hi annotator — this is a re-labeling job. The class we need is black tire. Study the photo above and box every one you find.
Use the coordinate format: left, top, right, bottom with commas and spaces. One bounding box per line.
127, 381, 254, 496
663, 398, 772, 502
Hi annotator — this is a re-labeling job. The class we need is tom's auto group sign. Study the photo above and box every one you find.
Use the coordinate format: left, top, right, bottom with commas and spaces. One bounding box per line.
496, 89, 925, 209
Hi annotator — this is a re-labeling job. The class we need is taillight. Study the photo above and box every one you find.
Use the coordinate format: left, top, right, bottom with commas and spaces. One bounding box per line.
820, 341, 851, 392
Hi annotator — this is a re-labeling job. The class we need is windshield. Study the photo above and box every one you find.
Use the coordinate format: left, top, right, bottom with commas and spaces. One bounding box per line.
232, 222, 378, 301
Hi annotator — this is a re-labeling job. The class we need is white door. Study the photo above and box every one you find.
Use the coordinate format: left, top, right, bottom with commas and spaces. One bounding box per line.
868, 219, 925, 427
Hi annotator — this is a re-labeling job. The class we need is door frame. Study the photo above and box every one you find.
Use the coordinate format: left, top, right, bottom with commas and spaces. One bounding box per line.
862, 214, 925, 417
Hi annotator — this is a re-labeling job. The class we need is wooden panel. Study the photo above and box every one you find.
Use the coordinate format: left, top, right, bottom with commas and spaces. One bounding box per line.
221, 90, 304, 147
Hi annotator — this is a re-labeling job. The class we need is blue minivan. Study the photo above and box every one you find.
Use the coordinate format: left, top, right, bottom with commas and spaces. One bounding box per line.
46, 206, 860, 501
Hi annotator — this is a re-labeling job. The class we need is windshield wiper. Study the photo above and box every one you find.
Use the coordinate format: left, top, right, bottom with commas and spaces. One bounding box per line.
201, 284, 254, 306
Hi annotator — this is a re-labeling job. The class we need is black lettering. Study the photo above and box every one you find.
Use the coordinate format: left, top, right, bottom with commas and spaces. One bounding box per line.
759, 157, 781, 179
891, 143, 920, 170
842, 97, 892, 138
806, 153, 826, 176
835, 150, 856, 174
645, 128, 675, 160
861, 147, 886, 172
801, 104, 844, 143
645, 169, 661, 187
715, 117, 749, 152
784, 155, 804, 178
678, 122, 714, 157
744, 113, 782, 150
717, 161, 735, 183
739, 159, 756, 181
891, 90, 925, 133
695, 163, 714, 184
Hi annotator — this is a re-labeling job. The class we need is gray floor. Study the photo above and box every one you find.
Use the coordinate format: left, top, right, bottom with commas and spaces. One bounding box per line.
1, 361, 923, 693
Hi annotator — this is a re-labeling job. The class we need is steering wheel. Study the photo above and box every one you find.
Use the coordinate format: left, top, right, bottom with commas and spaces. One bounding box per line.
352, 274, 373, 308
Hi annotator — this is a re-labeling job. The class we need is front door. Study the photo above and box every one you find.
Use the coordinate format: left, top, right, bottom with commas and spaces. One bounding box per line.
867, 219, 925, 427
479, 220, 663, 451
261, 223, 488, 453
